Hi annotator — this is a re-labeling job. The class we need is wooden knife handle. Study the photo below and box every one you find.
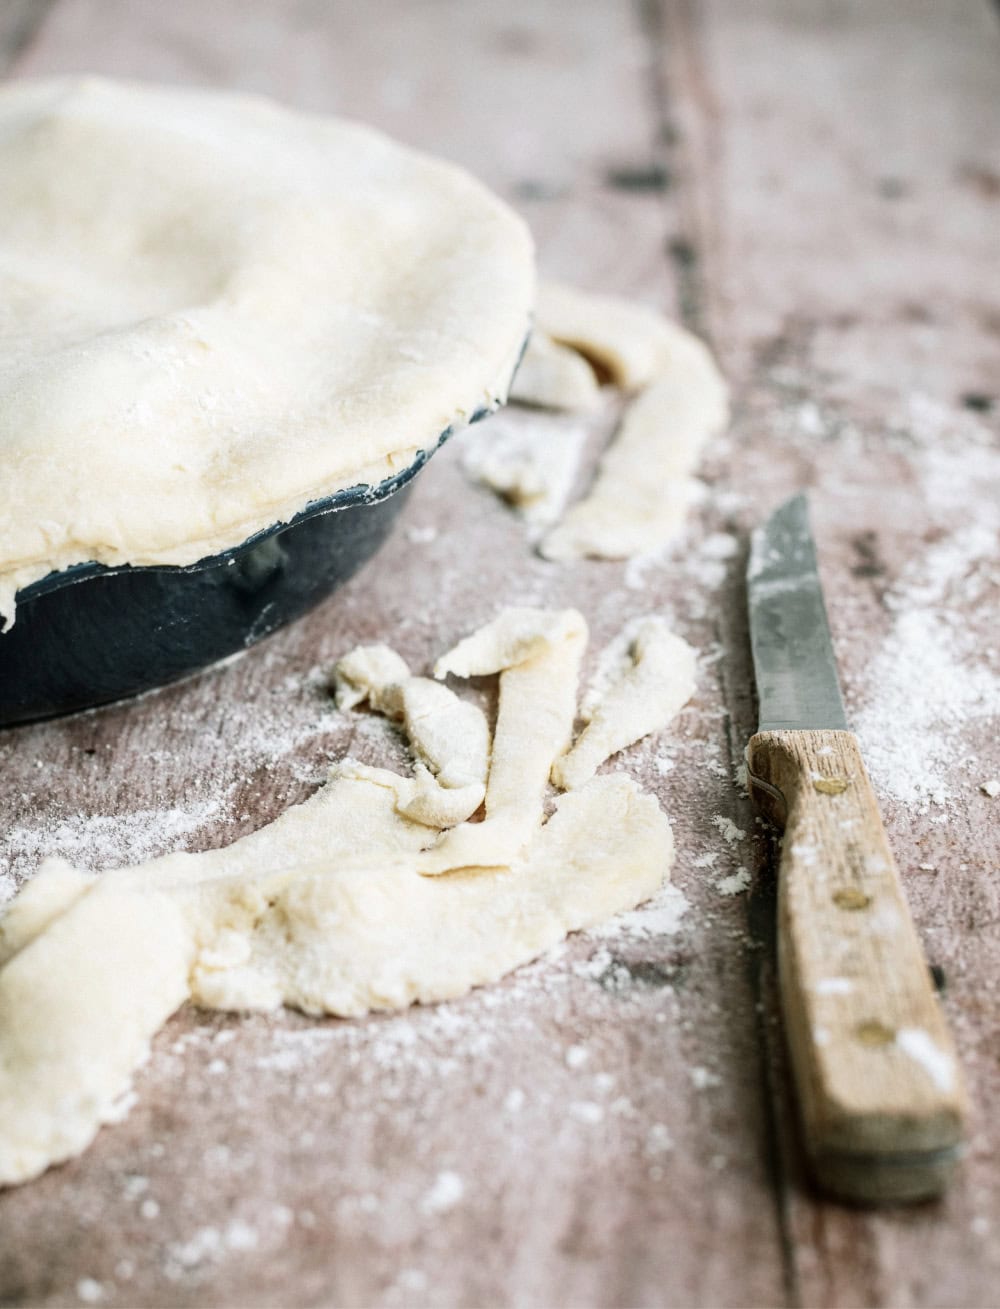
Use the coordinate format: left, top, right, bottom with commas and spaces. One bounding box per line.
746, 728, 966, 1204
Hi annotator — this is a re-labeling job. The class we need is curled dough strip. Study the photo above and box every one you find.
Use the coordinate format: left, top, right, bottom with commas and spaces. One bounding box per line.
332, 643, 490, 819
509, 329, 601, 411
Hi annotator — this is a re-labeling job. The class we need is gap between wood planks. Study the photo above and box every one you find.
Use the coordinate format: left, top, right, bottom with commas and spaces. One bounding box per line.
636, 0, 718, 344
0, 0, 56, 71
635, 4, 803, 1302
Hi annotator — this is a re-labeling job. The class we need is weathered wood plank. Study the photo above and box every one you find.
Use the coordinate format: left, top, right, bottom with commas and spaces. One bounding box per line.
652, 0, 1000, 1304
0, 3, 789, 1308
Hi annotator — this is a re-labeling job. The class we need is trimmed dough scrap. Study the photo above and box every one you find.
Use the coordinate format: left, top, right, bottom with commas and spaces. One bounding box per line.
375, 678, 490, 791
183, 771, 669, 1020
553, 618, 698, 790
340, 760, 485, 830
0, 610, 695, 1185
0, 874, 193, 1188
0, 78, 534, 624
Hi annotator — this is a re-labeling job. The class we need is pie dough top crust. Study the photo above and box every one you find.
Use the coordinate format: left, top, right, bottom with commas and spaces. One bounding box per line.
0, 78, 534, 619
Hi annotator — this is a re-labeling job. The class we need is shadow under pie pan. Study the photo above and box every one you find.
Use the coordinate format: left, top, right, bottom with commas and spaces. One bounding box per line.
0, 419, 477, 728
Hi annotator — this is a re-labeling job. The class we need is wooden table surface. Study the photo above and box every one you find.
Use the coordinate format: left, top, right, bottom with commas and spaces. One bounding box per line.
2, 3, 999, 1306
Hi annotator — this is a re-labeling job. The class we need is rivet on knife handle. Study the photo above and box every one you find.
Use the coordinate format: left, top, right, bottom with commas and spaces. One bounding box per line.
747, 727, 966, 1204
746, 495, 966, 1204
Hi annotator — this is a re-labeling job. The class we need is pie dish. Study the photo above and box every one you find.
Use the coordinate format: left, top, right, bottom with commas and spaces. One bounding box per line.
0, 78, 534, 721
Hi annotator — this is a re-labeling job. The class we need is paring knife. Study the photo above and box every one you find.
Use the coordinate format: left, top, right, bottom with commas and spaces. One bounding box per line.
746, 494, 966, 1204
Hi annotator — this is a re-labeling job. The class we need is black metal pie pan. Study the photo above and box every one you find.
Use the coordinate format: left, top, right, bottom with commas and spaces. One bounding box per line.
0, 417, 479, 728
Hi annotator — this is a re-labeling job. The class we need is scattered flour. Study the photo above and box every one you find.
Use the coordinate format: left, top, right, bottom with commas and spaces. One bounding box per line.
645, 1123, 674, 1155
896, 1027, 956, 1093
503, 1087, 526, 1114
711, 815, 746, 845
461, 410, 588, 530
587, 883, 689, 941
698, 533, 739, 561
689, 1067, 722, 1090
624, 547, 670, 592
568, 1101, 604, 1125
406, 524, 438, 545
855, 525, 999, 807
168, 1226, 224, 1270
0, 796, 227, 904
421, 1171, 464, 1215
715, 868, 751, 896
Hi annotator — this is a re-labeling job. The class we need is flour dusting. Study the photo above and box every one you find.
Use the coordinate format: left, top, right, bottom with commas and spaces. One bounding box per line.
0, 795, 227, 904
855, 525, 1000, 807
461, 409, 588, 529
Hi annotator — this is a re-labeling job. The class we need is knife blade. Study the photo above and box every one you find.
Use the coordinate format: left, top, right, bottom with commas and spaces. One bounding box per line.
745, 494, 966, 1204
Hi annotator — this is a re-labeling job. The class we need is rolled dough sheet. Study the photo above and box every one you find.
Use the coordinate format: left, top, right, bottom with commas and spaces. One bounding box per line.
185, 772, 669, 1019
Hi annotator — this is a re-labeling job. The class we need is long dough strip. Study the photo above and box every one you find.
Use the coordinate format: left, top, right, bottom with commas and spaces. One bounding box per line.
420, 608, 587, 872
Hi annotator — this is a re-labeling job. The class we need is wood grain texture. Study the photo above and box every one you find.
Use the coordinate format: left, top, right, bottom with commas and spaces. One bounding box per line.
748, 729, 966, 1202
0, 0, 998, 1306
